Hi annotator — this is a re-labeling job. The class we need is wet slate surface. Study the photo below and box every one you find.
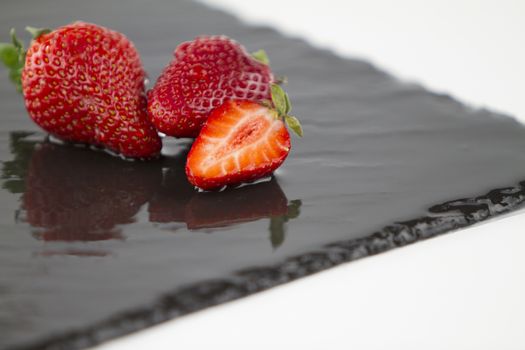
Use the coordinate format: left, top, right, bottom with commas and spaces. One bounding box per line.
2, 0, 525, 349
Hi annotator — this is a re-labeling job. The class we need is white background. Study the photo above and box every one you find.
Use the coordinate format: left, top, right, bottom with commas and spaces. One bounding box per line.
96, 1, 525, 349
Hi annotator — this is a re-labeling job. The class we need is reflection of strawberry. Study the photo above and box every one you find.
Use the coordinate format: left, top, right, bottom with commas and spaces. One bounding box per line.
0, 22, 161, 158
1, 132, 36, 194
22, 141, 161, 242
36, 249, 110, 257
269, 199, 302, 248
147, 146, 194, 224
148, 163, 301, 249
185, 179, 288, 229
147, 36, 274, 137
147, 146, 289, 229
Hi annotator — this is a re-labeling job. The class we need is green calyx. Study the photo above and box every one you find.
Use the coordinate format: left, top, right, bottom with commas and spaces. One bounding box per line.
25, 26, 51, 39
0, 26, 51, 92
0, 29, 26, 92
251, 49, 270, 65
269, 83, 303, 137
250, 49, 302, 137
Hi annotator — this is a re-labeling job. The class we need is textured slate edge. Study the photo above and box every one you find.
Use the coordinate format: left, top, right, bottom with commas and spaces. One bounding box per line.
10, 179, 525, 350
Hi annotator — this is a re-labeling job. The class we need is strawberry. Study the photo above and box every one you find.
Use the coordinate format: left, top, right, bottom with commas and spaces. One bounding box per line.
0, 22, 161, 158
147, 36, 274, 138
185, 84, 303, 190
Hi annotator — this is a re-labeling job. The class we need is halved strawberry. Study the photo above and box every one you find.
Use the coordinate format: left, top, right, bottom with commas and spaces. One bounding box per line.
185, 84, 302, 190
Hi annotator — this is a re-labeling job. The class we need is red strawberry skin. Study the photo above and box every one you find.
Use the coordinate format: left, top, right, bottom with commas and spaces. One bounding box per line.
148, 36, 274, 138
186, 100, 291, 190
22, 22, 161, 158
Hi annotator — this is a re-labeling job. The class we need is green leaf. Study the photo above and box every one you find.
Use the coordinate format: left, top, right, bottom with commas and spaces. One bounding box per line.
251, 49, 270, 65
0, 43, 18, 68
1, 29, 26, 93
284, 91, 292, 114
10, 28, 23, 51
26, 26, 51, 40
9, 67, 23, 92
270, 83, 287, 116
285, 115, 303, 137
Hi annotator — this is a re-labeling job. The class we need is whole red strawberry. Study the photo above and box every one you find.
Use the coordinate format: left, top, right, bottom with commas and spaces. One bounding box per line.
147, 36, 274, 138
0, 22, 161, 158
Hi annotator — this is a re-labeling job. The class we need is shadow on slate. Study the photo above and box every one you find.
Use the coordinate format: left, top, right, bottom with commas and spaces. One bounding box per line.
1, 0, 525, 349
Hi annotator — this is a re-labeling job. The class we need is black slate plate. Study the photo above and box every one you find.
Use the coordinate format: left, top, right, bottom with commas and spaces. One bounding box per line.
2, 0, 525, 349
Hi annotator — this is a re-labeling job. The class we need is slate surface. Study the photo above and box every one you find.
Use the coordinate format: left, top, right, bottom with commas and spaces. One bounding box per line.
1, 0, 525, 349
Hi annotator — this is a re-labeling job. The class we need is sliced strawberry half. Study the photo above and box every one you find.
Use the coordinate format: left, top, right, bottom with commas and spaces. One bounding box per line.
185, 84, 302, 190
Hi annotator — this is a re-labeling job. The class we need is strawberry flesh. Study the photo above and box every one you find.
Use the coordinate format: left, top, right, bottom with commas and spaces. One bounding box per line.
186, 100, 291, 190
